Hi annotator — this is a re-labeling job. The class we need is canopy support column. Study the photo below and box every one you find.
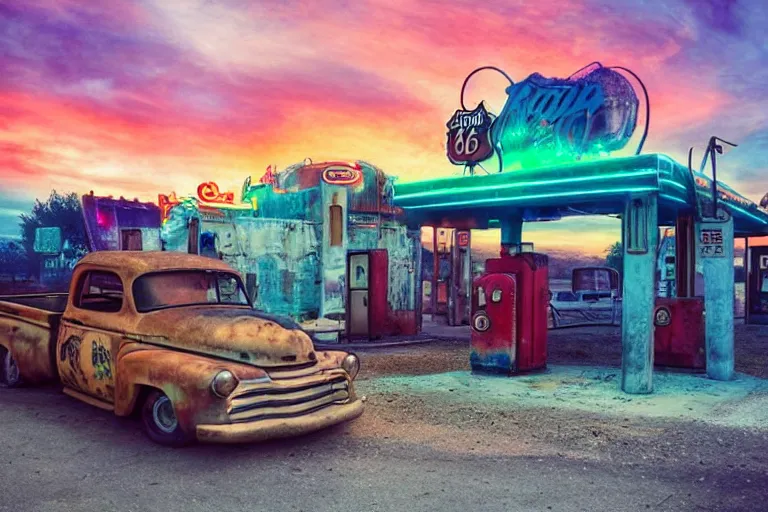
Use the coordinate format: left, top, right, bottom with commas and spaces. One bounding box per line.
500, 213, 523, 255
621, 194, 658, 394
696, 208, 735, 381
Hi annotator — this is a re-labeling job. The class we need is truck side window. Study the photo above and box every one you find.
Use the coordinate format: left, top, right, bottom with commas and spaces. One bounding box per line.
75, 271, 124, 313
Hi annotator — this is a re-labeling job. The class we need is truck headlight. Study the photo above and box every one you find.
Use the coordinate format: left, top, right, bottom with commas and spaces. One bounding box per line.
211, 370, 239, 398
341, 353, 360, 380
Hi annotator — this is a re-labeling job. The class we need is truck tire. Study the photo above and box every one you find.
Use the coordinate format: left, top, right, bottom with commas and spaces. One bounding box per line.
0, 346, 22, 388
140, 389, 194, 447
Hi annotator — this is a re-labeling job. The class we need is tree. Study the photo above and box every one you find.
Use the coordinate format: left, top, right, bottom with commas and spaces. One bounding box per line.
604, 242, 623, 275
18, 191, 87, 278
0, 240, 28, 281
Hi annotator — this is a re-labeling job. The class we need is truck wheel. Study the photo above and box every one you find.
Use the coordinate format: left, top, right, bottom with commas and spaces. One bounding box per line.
0, 346, 21, 388
141, 390, 194, 447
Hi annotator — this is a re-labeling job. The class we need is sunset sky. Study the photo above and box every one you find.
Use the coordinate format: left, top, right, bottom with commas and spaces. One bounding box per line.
1, 0, 767, 255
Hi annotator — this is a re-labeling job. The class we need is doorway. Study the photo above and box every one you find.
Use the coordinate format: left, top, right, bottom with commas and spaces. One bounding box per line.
348, 252, 369, 336
120, 229, 143, 251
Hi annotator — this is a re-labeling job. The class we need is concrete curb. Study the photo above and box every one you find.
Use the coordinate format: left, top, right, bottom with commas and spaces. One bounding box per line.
315, 336, 459, 350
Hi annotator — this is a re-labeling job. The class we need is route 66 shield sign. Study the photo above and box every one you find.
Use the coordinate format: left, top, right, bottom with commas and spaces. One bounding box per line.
446, 103, 494, 166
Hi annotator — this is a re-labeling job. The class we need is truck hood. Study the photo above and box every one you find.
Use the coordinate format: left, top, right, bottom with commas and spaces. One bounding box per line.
133, 307, 317, 368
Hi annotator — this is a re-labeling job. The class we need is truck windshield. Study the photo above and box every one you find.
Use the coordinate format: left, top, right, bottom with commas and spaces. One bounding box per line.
133, 270, 250, 312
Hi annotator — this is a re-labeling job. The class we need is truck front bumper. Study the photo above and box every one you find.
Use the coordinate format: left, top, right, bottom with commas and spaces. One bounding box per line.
195, 399, 365, 443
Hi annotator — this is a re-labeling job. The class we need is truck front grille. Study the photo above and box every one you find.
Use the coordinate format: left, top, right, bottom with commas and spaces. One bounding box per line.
228, 373, 350, 423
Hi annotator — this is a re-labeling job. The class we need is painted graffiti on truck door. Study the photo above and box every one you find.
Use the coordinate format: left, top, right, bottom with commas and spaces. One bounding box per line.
57, 325, 117, 403
59, 335, 87, 389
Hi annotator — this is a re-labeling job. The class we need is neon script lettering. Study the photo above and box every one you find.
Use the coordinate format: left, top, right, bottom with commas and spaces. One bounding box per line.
158, 192, 181, 223
491, 63, 639, 170
322, 167, 362, 186
197, 182, 235, 204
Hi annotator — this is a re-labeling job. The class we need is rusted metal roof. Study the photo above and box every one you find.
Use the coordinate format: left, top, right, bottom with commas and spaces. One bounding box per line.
79, 251, 235, 276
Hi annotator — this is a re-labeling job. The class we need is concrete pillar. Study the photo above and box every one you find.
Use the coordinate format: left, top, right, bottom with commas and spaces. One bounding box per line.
621, 195, 659, 394
696, 207, 735, 381
500, 214, 523, 255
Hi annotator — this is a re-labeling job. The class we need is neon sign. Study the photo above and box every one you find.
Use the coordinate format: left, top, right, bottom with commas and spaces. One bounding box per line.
694, 176, 754, 209
158, 192, 181, 224
197, 182, 235, 204
322, 166, 363, 186
259, 165, 276, 185
491, 63, 639, 170
446, 103, 494, 166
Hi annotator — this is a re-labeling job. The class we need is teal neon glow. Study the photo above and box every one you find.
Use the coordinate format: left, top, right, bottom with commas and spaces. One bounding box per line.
404, 187, 659, 210
659, 178, 688, 192
396, 170, 657, 201
725, 202, 768, 226
659, 194, 689, 205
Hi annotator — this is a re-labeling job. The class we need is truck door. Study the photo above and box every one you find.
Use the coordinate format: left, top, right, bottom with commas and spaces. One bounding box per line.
59, 270, 122, 404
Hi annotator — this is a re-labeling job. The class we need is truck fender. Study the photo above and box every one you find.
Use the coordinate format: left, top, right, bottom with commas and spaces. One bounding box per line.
114, 345, 267, 432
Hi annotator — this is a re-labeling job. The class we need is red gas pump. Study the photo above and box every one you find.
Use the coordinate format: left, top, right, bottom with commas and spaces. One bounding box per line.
653, 298, 705, 369
653, 218, 706, 369
470, 252, 548, 374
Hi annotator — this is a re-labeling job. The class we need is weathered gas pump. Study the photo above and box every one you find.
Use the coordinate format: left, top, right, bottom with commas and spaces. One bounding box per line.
470, 243, 548, 375
652, 215, 706, 370
746, 245, 768, 324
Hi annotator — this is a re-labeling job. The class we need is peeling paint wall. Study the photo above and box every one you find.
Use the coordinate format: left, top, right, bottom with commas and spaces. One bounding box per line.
233, 218, 321, 320
161, 205, 322, 321
379, 223, 413, 310
320, 183, 348, 319
160, 163, 419, 334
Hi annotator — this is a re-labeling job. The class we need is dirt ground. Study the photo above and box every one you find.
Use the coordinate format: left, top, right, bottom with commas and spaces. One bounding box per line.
358, 323, 768, 379
351, 324, 768, 489
2, 324, 768, 511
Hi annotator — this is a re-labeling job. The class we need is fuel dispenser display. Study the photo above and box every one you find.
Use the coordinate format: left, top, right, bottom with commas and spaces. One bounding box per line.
470, 252, 548, 374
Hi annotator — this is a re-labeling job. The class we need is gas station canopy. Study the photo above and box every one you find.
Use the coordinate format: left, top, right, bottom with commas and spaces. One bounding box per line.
393, 153, 768, 237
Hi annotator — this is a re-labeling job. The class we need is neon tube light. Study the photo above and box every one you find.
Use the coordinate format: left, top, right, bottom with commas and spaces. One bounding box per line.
659, 194, 689, 205
726, 203, 768, 226
403, 186, 659, 210
658, 178, 688, 192
395, 170, 657, 201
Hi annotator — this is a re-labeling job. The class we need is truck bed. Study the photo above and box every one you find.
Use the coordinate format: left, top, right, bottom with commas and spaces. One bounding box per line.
0, 293, 69, 314
0, 293, 67, 384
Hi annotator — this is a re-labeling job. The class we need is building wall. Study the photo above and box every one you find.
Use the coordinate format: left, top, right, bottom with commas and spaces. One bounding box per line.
82, 195, 162, 251
232, 217, 321, 319
161, 202, 323, 321
319, 183, 348, 319
160, 165, 420, 335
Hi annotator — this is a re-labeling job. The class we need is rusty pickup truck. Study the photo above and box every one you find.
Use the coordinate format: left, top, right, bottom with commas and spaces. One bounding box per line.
0, 251, 363, 446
